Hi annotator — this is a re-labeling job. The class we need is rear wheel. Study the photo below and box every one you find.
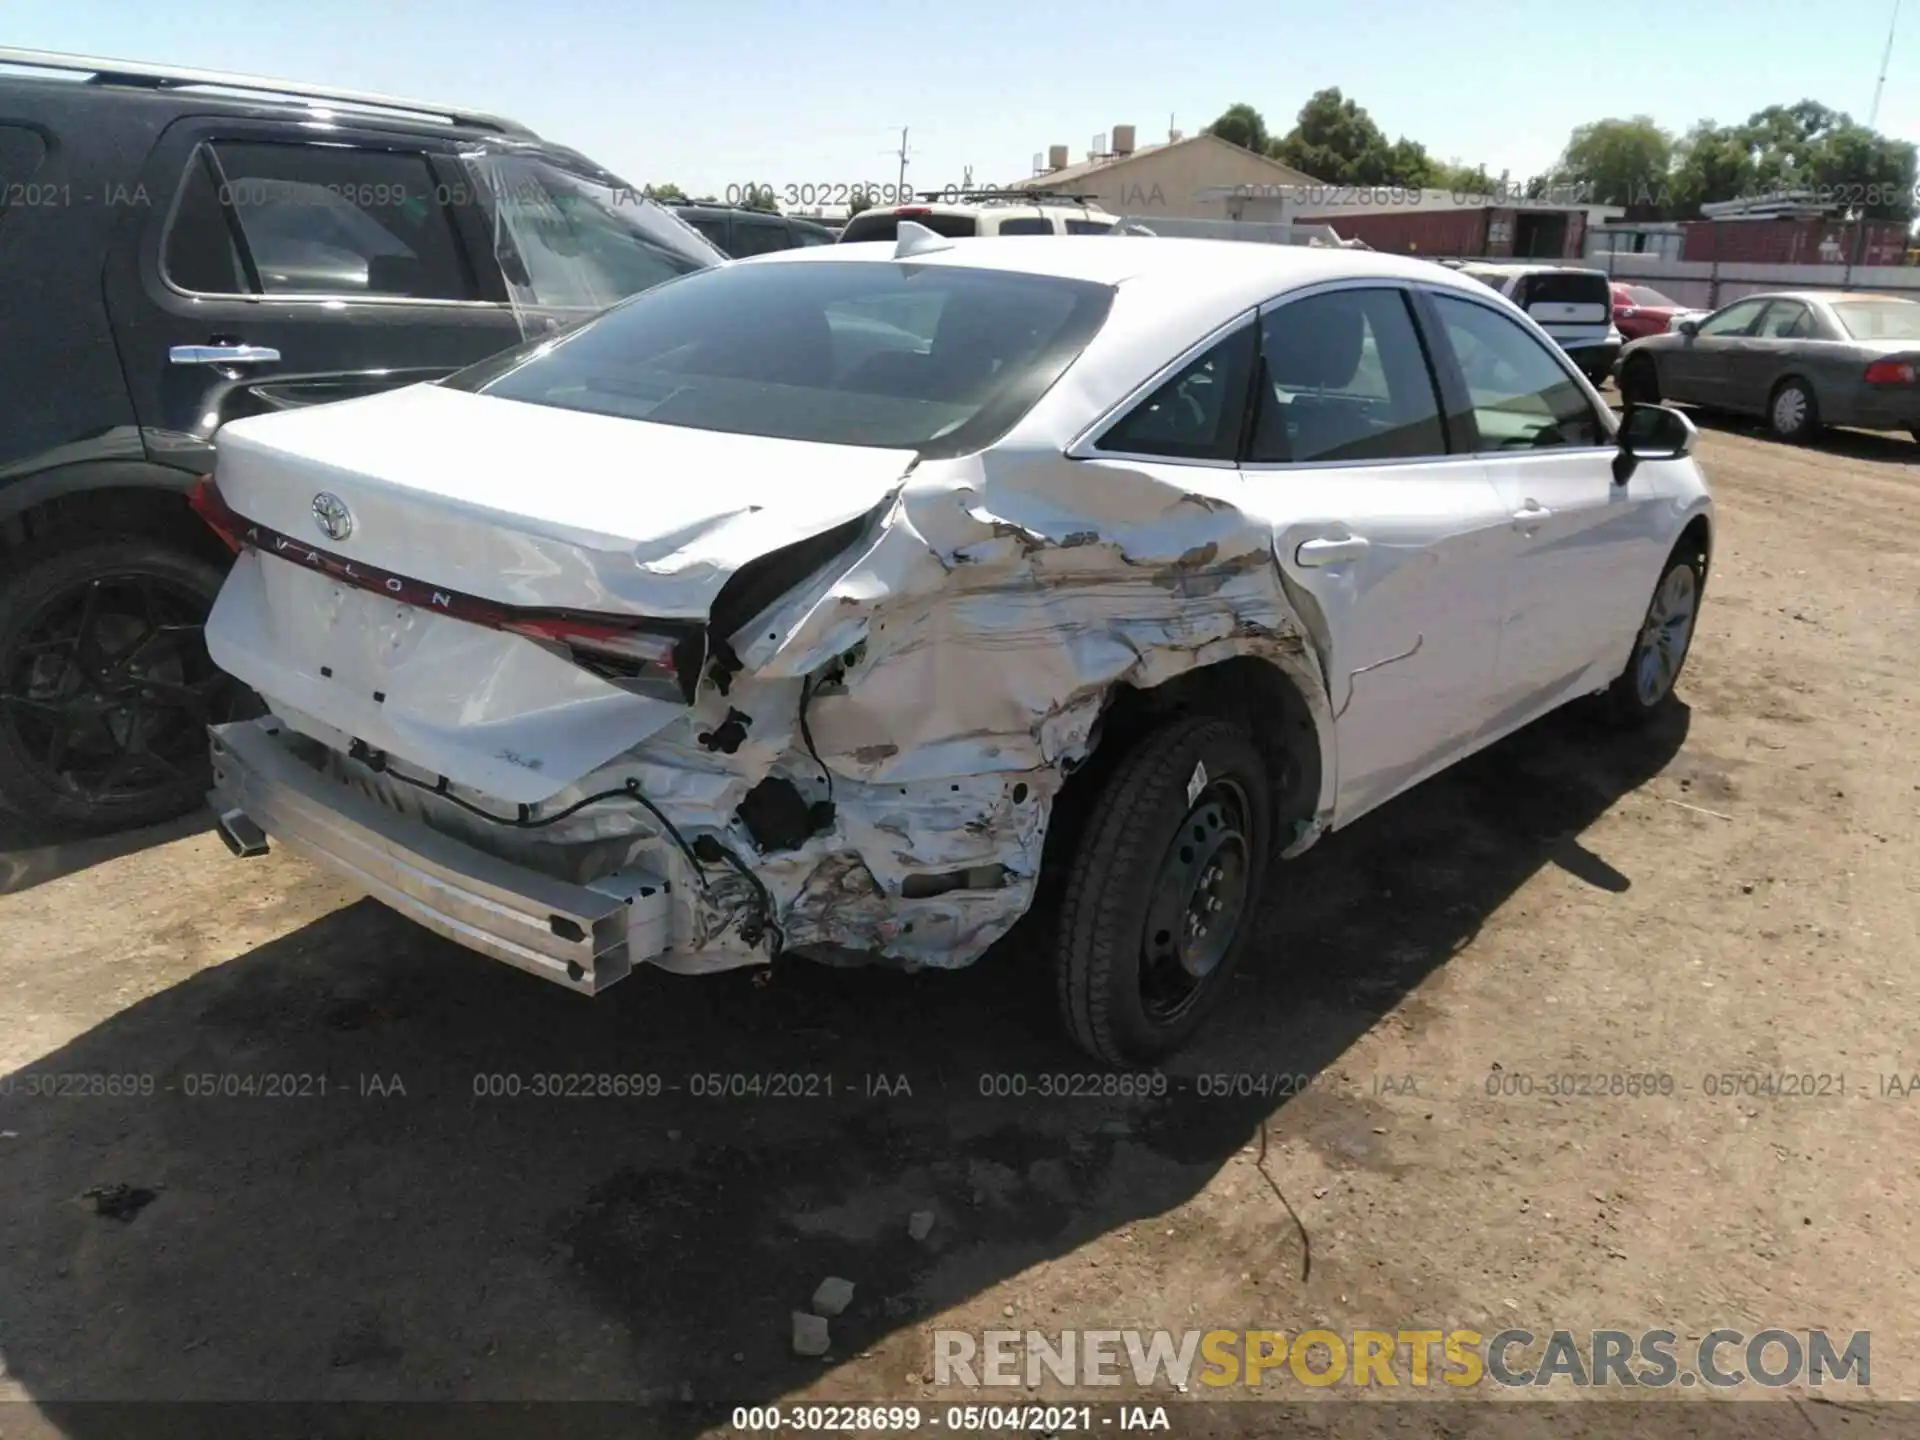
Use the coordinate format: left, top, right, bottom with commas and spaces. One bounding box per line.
1768, 377, 1819, 442
1619, 355, 1661, 406
1055, 715, 1273, 1066
0, 540, 244, 834
1605, 543, 1704, 727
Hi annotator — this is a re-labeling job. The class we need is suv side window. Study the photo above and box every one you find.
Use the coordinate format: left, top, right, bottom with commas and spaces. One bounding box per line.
1095, 323, 1256, 462
730, 217, 793, 257
208, 141, 472, 299
996, 216, 1054, 235
1065, 218, 1112, 235
163, 151, 249, 294
1429, 292, 1607, 450
684, 214, 730, 250
1249, 288, 1446, 463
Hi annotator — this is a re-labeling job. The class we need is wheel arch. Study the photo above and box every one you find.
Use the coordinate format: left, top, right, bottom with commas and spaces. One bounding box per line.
0, 462, 233, 575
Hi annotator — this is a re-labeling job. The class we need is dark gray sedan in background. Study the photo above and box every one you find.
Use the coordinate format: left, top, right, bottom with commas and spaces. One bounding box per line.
1618, 290, 1920, 445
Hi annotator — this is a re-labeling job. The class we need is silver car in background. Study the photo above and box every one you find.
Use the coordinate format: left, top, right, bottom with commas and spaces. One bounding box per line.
1619, 290, 1920, 444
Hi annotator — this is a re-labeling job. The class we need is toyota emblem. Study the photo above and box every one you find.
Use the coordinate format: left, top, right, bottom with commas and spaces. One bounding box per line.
311, 492, 353, 542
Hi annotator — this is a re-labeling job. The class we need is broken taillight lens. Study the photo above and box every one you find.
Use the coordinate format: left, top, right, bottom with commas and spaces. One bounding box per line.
187, 475, 244, 553
1864, 360, 1917, 385
498, 615, 684, 683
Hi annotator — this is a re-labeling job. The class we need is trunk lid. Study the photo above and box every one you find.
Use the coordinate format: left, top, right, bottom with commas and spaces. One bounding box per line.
213, 382, 915, 619
207, 382, 913, 803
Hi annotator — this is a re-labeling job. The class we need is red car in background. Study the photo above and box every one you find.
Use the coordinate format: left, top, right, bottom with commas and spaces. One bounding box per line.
1612, 282, 1691, 342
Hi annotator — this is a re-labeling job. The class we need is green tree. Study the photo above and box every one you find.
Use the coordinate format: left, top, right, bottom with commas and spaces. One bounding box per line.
847, 191, 877, 217
737, 184, 780, 213
1808, 123, 1916, 219
1207, 103, 1272, 155
1554, 116, 1673, 210
1271, 88, 1433, 187
643, 182, 688, 203
1668, 120, 1757, 216
1435, 160, 1498, 197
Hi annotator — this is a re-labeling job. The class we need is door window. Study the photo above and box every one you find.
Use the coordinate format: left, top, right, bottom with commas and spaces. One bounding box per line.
1696, 298, 1769, 337
683, 214, 731, 251
1755, 301, 1813, 339
162, 152, 249, 294
1429, 293, 1607, 450
995, 216, 1055, 235
1249, 288, 1446, 463
729, 218, 794, 257
1095, 325, 1256, 462
210, 142, 472, 299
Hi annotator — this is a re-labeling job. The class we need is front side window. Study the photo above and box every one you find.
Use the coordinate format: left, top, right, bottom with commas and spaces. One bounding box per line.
1250, 288, 1446, 464
210, 142, 471, 298
444, 260, 1113, 459
1095, 325, 1256, 462
1697, 298, 1769, 337
1429, 293, 1606, 450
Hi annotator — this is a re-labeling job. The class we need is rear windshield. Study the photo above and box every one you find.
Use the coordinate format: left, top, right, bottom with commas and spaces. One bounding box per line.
443, 260, 1114, 458
1831, 300, 1920, 341
1625, 285, 1679, 307
840, 211, 979, 243
1516, 272, 1611, 307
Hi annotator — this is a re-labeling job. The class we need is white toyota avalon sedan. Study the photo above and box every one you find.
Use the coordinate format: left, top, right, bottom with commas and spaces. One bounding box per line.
190, 229, 1713, 1065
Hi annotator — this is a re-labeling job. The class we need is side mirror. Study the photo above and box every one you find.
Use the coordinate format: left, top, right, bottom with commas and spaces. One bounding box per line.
1676, 318, 1700, 338
1613, 403, 1697, 485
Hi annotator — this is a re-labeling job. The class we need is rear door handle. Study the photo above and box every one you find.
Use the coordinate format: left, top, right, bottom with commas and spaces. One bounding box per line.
1511, 501, 1553, 531
1295, 535, 1371, 567
171, 344, 282, 366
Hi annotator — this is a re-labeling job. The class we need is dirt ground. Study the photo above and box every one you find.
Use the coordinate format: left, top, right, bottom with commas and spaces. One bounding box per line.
2, 408, 1918, 1439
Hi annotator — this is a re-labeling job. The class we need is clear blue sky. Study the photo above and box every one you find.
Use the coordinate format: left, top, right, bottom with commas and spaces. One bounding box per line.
8, 0, 1913, 199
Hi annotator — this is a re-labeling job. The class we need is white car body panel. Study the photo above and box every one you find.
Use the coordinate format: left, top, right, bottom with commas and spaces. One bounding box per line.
201, 237, 1713, 988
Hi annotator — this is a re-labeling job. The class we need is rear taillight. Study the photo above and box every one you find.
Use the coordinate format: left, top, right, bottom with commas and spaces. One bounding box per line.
187, 475, 243, 553
894, 207, 931, 216
1864, 360, 1916, 385
498, 615, 683, 683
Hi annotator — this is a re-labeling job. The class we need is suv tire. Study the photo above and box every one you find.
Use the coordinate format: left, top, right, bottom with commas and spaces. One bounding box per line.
0, 539, 242, 834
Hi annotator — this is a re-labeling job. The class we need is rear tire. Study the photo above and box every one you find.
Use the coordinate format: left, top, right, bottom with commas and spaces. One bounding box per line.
1605, 542, 1705, 728
0, 539, 242, 835
1619, 355, 1661, 406
1768, 377, 1819, 443
1055, 715, 1273, 1067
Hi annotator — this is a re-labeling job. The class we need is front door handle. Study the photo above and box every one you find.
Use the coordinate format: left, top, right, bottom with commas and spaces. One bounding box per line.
1511, 501, 1553, 532
1295, 535, 1371, 567
171, 344, 282, 366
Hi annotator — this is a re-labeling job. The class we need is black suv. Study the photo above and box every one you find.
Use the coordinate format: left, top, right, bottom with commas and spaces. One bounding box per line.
672, 204, 837, 257
0, 48, 722, 834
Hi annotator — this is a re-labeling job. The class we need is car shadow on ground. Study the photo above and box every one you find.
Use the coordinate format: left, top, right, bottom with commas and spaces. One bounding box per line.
1, 702, 1687, 1434
1679, 406, 1918, 464
0, 811, 211, 897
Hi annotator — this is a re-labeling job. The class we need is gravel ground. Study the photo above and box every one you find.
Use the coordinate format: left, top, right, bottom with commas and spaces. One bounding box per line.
2, 413, 1917, 1438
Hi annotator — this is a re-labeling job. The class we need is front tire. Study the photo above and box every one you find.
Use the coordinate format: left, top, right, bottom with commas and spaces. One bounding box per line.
1055, 715, 1273, 1066
1768, 378, 1819, 443
0, 539, 241, 834
1605, 544, 1704, 727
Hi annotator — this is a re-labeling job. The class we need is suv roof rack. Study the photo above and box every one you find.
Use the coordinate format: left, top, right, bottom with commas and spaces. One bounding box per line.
0, 46, 537, 138
915, 188, 1103, 207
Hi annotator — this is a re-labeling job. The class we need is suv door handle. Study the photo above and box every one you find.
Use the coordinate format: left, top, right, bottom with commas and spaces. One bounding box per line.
1295, 535, 1371, 567
171, 344, 282, 366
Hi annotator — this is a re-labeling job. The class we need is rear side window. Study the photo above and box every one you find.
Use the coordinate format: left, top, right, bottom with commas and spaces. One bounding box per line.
839, 211, 979, 243
163, 152, 249, 293
730, 218, 793, 257
995, 216, 1054, 235
1250, 289, 1446, 464
446, 260, 1113, 458
682, 214, 730, 251
209, 141, 472, 299
1096, 325, 1256, 462
1430, 293, 1606, 450
1065, 218, 1114, 235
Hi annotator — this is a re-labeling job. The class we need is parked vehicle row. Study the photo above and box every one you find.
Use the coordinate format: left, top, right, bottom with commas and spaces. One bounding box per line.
671, 204, 838, 256
196, 227, 1714, 1064
0, 47, 727, 832
1619, 290, 1920, 444
838, 191, 1118, 242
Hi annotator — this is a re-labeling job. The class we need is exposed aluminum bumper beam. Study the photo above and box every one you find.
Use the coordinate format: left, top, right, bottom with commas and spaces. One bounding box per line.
207, 718, 671, 995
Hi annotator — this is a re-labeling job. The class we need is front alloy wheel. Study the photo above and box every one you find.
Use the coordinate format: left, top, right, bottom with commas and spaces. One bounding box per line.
1606, 547, 1702, 725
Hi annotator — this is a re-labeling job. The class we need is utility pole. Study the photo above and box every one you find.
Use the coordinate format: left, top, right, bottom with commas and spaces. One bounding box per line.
1870, 0, 1902, 129
889, 126, 911, 198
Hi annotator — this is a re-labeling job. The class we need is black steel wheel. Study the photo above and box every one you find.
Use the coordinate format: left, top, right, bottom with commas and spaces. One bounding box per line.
0, 540, 243, 834
1055, 714, 1274, 1066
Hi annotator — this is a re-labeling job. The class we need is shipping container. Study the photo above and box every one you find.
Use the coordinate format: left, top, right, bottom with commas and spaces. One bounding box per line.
1681, 219, 1910, 267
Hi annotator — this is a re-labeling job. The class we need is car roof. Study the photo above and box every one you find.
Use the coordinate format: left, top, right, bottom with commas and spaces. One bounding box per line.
1463, 262, 1608, 278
